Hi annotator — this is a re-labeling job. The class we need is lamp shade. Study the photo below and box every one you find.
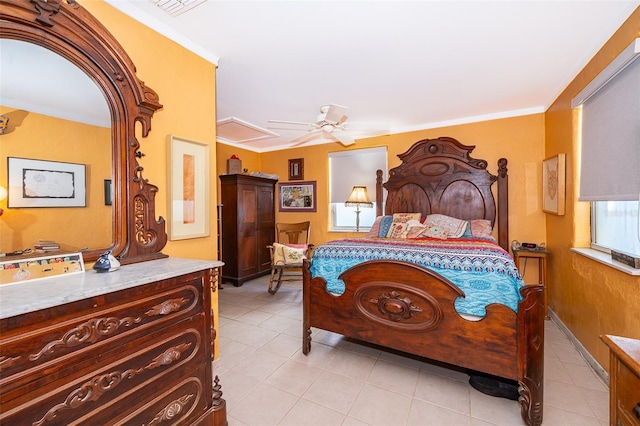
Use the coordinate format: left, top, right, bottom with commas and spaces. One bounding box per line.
345, 186, 373, 207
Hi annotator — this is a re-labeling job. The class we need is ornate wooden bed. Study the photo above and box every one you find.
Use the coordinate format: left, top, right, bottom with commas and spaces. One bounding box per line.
302, 137, 544, 426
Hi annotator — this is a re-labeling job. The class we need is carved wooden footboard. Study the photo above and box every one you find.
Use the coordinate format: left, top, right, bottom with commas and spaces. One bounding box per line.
302, 259, 544, 426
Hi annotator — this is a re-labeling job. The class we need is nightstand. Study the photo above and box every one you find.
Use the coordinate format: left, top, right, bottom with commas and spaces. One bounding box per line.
512, 248, 550, 319
601, 335, 640, 426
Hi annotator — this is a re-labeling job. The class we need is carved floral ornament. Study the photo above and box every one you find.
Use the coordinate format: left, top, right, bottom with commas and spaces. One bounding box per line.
370, 291, 422, 321
32, 342, 194, 425
354, 284, 445, 331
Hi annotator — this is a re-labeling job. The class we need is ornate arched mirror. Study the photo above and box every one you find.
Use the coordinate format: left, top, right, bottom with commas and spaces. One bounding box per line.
0, 0, 167, 264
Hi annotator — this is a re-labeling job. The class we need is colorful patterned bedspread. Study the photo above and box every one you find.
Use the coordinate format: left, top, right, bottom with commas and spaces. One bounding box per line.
309, 237, 525, 316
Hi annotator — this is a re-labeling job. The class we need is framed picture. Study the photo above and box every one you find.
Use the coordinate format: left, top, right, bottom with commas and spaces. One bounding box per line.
542, 153, 566, 215
288, 158, 304, 180
7, 157, 86, 208
278, 181, 316, 212
103, 179, 113, 206
167, 135, 210, 240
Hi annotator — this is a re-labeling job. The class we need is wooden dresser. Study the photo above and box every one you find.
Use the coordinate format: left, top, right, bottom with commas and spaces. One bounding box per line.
602, 334, 640, 426
0, 258, 227, 426
219, 174, 277, 286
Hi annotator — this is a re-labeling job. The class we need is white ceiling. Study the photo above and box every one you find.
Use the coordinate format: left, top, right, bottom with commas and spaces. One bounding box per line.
3, 1, 639, 152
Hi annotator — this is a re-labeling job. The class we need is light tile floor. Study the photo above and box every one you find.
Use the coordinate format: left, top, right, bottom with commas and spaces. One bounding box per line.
215, 275, 609, 426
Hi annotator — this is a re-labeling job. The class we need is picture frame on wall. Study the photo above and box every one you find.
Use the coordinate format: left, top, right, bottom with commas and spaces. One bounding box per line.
167, 135, 210, 240
542, 153, 566, 215
278, 181, 316, 212
7, 157, 86, 208
288, 158, 304, 180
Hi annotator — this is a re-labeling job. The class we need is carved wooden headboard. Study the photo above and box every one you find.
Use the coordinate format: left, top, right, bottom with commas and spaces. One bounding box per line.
375, 137, 509, 250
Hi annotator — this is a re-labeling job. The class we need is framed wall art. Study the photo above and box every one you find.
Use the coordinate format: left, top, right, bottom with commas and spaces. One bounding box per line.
167, 135, 210, 240
7, 157, 86, 208
288, 158, 304, 180
542, 153, 566, 215
278, 181, 316, 212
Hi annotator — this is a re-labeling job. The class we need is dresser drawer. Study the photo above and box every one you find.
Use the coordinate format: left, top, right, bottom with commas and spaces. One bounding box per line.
113, 375, 213, 425
0, 313, 211, 425
615, 359, 640, 426
0, 271, 205, 384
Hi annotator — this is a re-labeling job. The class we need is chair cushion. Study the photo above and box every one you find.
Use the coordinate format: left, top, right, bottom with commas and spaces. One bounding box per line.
272, 243, 307, 265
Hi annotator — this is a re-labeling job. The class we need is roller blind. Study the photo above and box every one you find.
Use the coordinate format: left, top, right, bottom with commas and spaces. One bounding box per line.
329, 147, 387, 204
573, 38, 640, 202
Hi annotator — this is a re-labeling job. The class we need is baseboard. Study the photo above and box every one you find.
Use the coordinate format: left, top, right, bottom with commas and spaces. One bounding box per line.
547, 309, 609, 386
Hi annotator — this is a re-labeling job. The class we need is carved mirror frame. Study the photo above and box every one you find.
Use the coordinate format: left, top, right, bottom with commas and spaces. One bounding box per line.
1, 0, 168, 264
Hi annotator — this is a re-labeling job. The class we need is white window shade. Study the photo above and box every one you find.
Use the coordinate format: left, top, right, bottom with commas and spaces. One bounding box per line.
329, 147, 387, 204
574, 38, 640, 202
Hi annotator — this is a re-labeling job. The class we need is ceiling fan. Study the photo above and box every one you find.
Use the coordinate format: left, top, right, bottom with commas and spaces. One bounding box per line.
268, 104, 387, 147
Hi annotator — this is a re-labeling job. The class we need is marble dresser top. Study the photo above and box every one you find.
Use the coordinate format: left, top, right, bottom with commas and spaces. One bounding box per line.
0, 257, 223, 319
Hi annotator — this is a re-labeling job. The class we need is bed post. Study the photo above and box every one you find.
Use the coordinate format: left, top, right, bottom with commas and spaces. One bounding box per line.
302, 259, 312, 355
517, 284, 545, 426
497, 158, 509, 252
375, 169, 383, 217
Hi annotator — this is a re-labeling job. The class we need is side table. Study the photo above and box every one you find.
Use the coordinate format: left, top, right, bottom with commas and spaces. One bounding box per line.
512, 248, 550, 319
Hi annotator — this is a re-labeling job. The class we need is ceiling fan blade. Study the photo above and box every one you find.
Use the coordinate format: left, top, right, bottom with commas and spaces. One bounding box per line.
289, 129, 324, 147
324, 104, 348, 124
336, 115, 348, 126
330, 129, 356, 146
267, 119, 315, 127
267, 125, 314, 131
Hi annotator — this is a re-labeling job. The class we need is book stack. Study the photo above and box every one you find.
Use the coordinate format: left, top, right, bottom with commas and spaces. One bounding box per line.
33, 240, 61, 253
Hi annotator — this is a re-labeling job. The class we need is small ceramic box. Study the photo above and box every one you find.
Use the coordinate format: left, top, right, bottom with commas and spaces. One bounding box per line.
227, 158, 242, 174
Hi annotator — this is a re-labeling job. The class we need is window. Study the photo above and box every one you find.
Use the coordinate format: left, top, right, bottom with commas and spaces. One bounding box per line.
328, 147, 387, 231
573, 38, 640, 257
592, 201, 640, 256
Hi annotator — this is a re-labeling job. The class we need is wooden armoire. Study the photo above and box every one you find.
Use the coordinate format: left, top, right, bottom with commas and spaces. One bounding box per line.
219, 174, 277, 286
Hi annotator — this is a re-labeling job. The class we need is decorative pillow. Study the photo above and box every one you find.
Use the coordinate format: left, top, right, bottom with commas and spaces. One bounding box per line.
400, 220, 424, 238
378, 215, 394, 238
405, 226, 423, 238
470, 219, 493, 238
415, 222, 448, 239
423, 214, 467, 238
405, 219, 423, 230
392, 212, 422, 223
462, 222, 474, 238
366, 216, 384, 238
404, 223, 448, 239
386, 213, 422, 238
272, 243, 307, 265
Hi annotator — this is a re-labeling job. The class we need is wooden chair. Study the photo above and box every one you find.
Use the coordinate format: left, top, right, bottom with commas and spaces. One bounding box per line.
267, 222, 313, 294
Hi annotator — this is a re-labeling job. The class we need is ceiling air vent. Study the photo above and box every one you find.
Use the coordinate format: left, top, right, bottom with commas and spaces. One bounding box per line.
217, 117, 279, 144
149, 0, 207, 17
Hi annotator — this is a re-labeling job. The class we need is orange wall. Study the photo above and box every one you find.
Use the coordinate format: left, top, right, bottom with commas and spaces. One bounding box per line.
0, 108, 111, 252
545, 7, 640, 368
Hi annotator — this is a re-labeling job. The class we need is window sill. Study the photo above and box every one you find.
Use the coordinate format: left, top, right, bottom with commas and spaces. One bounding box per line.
571, 247, 640, 276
